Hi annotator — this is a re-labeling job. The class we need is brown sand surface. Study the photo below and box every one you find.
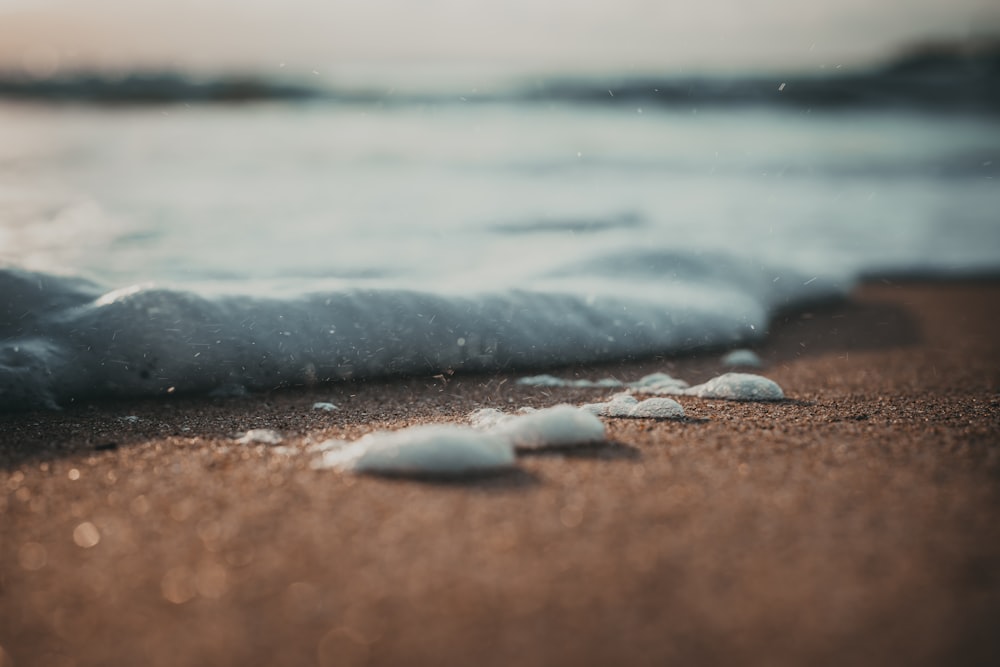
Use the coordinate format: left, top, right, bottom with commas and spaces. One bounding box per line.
1, 281, 999, 667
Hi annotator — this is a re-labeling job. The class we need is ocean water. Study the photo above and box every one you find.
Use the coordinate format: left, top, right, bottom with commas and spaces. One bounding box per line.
1, 71, 999, 411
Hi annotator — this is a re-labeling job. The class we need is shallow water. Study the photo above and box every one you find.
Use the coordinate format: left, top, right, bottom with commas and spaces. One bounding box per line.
1, 91, 998, 409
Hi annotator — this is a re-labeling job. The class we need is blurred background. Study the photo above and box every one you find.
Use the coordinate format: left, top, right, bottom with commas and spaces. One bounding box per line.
1, 1, 998, 290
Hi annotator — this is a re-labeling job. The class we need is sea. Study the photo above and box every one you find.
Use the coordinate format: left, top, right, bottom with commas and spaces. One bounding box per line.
1, 58, 998, 411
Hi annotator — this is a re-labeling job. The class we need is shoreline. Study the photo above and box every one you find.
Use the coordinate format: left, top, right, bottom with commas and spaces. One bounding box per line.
2, 280, 999, 666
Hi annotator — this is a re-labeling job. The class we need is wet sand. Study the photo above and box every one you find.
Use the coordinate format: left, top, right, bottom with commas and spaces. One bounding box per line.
1, 281, 999, 667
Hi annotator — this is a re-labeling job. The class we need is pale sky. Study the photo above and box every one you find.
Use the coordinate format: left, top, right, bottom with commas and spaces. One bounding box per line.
1, 0, 998, 77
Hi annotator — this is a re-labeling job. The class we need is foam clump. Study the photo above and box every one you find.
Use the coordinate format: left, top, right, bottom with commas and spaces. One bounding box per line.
517, 374, 566, 387
582, 393, 685, 419
236, 428, 283, 445
311, 405, 606, 477
722, 349, 763, 368
586, 378, 626, 388
312, 402, 339, 411
627, 372, 690, 395
468, 407, 511, 429
625, 370, 783, 402
311, 425, 516, 476
514, 367, 779, 408
489, 405, 607, 450
581, 392, 638, 417
628, 397, 686, 419
687, 373, 784, 401
517, 374, 623, 388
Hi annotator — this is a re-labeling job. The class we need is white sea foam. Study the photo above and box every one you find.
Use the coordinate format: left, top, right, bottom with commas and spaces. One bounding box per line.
468, 407, 512, 429
627, 371, 783, 402
523, 369, 783, 403
524, 372, 694, 395
686, 373, 784, 401
518, 375, 624, 388
604, 392, 641, 417
310, 405, 606, 476
487, 405, 607, 450
627, 373, 691, 395
0, 269, 800, 410
625, 397, 686, 419
721, 349, 763, 368
629, 372, 784, 401
517, 375, 570, 387
609, 392, 639, 405
311, 425, 516, 475
581, 392, 638, 417
582, 393, 685, 419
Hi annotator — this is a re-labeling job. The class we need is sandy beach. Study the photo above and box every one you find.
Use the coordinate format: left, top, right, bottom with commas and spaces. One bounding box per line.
1, 280, 998, 667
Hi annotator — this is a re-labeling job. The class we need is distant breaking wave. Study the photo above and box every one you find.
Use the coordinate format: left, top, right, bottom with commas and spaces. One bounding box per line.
1, 44, 998, 112
0, 72, 319, 104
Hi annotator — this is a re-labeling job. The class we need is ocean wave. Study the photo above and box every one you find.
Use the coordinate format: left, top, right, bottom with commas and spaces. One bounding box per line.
0, 257, 845, 411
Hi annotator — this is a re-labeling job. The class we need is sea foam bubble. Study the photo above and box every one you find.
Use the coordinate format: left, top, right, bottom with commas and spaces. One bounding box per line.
581, 393, 685, 419
468, 407, 512, 429
518, 375, 624, 388
626, 397, 686, 419
631, 371, 784, 402
520, 370, 784, 402
311, 425, 516, 476
685, 373, 784, 401
581, 392, 639, 417
627, 373, 691, 395
721, 349, 763, 368
487, 405, 607, 450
